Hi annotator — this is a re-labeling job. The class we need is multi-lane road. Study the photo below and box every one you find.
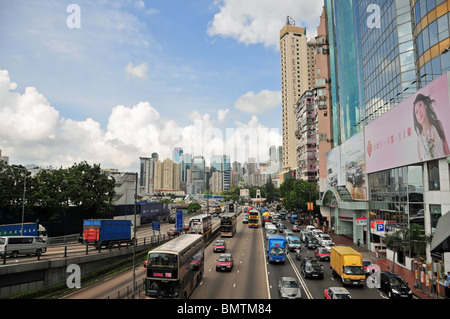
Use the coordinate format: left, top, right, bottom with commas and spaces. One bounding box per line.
60, 211, 388, 299
192, 212, 386, 300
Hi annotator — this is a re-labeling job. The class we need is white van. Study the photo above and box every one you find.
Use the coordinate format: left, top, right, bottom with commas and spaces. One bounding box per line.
265, 224, 278, 240
0, 236, 47, 258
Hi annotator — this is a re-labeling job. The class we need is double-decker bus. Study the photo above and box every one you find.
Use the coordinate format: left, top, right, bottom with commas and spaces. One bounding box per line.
220, 213, 237, 237
144, 234, 204, 299
248, 209, 259, 228
189, 214, 212, 238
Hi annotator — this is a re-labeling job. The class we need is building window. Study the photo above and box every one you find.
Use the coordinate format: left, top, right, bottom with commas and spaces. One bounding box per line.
427, 160, 440, 190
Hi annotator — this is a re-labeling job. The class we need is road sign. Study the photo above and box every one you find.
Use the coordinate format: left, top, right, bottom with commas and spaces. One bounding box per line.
176, 210, 183, 233
152, 221, 160, 231
376, 223, 384, 232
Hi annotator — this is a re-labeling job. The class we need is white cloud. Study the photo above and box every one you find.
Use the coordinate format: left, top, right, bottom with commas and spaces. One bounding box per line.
234, 90, 281, 114
208, 0, 323, 47
0, 69, 281, 171
125, 62, 149, 80
217, 108, 229, 123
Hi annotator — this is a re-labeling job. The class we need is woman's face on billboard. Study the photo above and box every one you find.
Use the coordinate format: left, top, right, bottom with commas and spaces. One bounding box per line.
414, 100, 427, 126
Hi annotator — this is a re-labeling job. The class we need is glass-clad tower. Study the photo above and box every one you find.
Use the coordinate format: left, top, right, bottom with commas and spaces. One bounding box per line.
325, 0, 364, 145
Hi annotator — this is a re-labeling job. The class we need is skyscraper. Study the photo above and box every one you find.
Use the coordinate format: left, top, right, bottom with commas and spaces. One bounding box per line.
280, 17, 314, 178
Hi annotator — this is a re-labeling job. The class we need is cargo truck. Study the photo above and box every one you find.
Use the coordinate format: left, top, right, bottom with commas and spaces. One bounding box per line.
330, 246, 366, 286
0, 222, 48, 242
82, 219, 134, 248
267, 235, 286, 264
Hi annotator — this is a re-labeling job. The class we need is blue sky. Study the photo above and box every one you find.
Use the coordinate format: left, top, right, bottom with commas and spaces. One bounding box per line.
0, 0, 322, 172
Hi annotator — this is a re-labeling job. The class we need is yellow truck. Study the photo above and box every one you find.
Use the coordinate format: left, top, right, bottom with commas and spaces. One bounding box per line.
330, 246, 366, 287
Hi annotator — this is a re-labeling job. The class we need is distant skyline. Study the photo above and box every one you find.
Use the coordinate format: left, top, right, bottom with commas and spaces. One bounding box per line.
0, 0, 323, 172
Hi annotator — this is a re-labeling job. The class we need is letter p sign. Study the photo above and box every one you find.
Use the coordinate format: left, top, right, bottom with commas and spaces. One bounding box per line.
67, 264, 81, 289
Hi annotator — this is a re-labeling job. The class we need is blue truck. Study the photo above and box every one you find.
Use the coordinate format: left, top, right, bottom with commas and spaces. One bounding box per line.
0, 222, 48, 241
267, 235, 286, 264
290, 214, 298, 224
82, 219, 134, 247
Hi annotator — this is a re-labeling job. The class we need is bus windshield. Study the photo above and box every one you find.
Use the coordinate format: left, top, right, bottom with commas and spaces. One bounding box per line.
148, 253, 178, 268
270, 247, 285, 256
145, 279, 180, 298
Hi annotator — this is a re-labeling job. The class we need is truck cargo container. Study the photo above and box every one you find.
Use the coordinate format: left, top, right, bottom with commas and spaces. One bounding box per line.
0, 223, 48, 242
267, 235, 286, 264
82, 219, 134, 248
330, 246, 365, 286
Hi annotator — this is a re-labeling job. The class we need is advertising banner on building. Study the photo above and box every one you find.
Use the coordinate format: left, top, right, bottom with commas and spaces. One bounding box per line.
326, 131, 366, 200
365, 73, 450, 173
340, 131, 366, 200
326, 146, 341, 187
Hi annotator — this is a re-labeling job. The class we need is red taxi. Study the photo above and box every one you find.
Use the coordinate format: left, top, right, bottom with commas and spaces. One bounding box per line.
213, 240, 227, 253
216, 253, 234, 272
315, 247, 331, 261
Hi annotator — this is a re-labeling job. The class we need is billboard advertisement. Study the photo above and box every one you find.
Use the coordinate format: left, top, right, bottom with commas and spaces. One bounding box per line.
326, 146, 341, 187
365, 73, 450, 173
326, 131, 366, 200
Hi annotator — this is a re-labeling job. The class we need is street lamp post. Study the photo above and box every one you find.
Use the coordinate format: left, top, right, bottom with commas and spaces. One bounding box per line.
21, 168, 26, 236
132, 172, 138, 298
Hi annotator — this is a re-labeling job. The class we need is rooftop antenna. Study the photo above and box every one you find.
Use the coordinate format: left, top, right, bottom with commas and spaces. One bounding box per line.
287, 16, 295, 26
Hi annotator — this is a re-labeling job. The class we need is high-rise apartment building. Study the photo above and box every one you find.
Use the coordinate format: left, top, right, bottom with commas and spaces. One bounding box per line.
154, 158, 180, 193
280, 18, 314, 178
295, 90, 318, 182
139, 153, 158, 195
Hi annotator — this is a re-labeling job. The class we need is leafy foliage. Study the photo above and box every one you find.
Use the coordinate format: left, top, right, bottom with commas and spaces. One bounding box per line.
0, 161, 116, 219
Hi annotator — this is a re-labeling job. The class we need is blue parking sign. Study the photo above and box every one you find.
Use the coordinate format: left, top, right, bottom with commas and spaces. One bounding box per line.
376, 223, 384, 232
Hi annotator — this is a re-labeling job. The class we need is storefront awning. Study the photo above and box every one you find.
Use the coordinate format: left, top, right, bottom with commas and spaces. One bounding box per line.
431, 211, 450, 253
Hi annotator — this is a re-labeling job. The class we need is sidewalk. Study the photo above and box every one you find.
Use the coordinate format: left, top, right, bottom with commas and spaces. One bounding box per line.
329, 234, 444, 299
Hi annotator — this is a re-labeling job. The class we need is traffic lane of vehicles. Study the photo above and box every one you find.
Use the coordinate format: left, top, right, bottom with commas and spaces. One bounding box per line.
191, 213, 268, 299
5, 214, 221, 265
271, 220, 385, 299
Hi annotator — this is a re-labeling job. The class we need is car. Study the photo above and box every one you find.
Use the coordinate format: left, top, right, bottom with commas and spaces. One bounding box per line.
286, 236, 301, 252
300, 230, 312, 243
315, 246, 331, 261
379, 271, 413, 298
312, 229, 324, 239
306, 225, 316, 232
278, 277, 302, 299
306, 236, 320, 250
363, 258, 373, 275
324, 287, 352, 299
318, 234, 333, 246
216, 253, 234, 272
300, 257, 324, 279
292, 225, 300, 232
283, 230, 295, 241
183, 224, 190, 232
167, 228, 179, 236
213, 240, 226, 253
346, 161, 364, 186
278, 224, 287, 233
242, 216, 249, 224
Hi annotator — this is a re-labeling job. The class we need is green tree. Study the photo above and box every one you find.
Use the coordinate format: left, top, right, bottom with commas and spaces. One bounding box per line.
384, 229, 407, 273
188, 202, 201, 213
65, 161, 116, 217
